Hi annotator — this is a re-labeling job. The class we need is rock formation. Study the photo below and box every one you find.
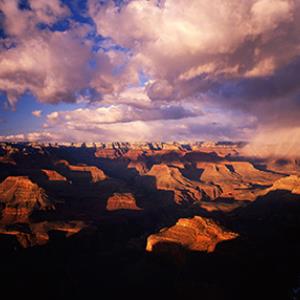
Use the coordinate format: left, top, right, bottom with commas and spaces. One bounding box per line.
146, 216, 238, 253
146, 164, 203, 204
265, 175, 300, 194
198, 161, 282, 201
0, 176, 54, 222
56, 160, 107, 183
0, 220, 86, 248
42, 169, 67, 181
106, 193, 141, 211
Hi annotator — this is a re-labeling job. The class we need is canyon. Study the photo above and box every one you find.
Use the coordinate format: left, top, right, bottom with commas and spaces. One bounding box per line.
0, 141, 299, 299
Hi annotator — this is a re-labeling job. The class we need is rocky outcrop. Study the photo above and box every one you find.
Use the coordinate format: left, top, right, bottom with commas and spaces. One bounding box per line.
69, 165, 107, 183
95, 148, 125, 159
106, 193, 141, 211
229, 161, 281, 185
264, 175, 300, 194
56, 160, 107, 183
266, 158, 300, 175
127, 161, 149, 175
198, 161, 282, 201
42, 169, 67, 181
0, 176, 54, 222
146, 164, 203, 204
0, 220, 86, 248
146, 216, 238, 253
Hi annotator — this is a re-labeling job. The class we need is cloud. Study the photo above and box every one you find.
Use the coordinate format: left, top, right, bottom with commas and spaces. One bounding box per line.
211, 56, 300, 128
0, 103, 254, 143
89, 0, 300, 126
250, 0, 293, 33
45, 103, 200, 127
32, 110, 42, 118
0, 133, 26, 142
0, 0, 71, 37
242, 126, 300, 158
1, 0, 300, 144
0, 29, 93, 107
90, 0, 296, 83
102, 86, 152, 108
0, 0, 91, 106
0, 131, 60, 143
0, 0, 134, 108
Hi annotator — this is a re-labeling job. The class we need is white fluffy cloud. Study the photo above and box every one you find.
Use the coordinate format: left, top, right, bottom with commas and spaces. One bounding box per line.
1, 0, 299, 143
1, 0, 70, 36
90, 0, 297, 101
0, 0, 134, 108
32, 110, 42, 118
0, 105, 254, 143
45, 103, 200, 127
0, 29, 94, 106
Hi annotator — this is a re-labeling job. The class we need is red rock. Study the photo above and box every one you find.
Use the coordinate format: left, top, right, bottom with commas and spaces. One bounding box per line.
146, 216, 238, 254
0, 220, 86, 248
0, 176, 54, 222
95, 148, 123, 159
197, 161, 282, 201
69, 165, 107, 183
42, 169, 67, 181
146, 164, 203, 204
56, 160, 107, 182
127, 161, 149, 175
264, 175, 300, 194
123, 149, 145, 160
106, 193, 141, 211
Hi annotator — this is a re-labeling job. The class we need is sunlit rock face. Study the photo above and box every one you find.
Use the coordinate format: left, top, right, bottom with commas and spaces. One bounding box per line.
266, 159, 300, 175
146, 164, 203, 204
198, 161, 282, 201
42, 169, 67, 181
146, 216, 238, 253
95, 148, 124, 159
265, 175, 300, 194
0, 142, 297, 251
56, 160, 107, 183
0, 176, 54, 222
0, 220, 86, 248
106, 193, 141, 211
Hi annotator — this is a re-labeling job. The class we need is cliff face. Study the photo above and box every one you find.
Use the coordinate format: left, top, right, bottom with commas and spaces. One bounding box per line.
0, 176, 54, 222
0, 142, 299, 299
0, 220, 86, 248
146, 216, 238, 254
146, 164, 203, 204
42, 169, 67, 181
0, 175, 87, 248
56, 160, 107, 183
265, 175, 300, 194
198, 161, 282, 201
106, 193, 141, 211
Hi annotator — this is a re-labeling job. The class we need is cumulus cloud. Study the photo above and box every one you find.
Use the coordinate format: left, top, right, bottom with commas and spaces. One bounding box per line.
90, 0, 300, 122
0, 29, 92, 107
0, 131, 60, 143
32, 110, 42, 118
1, 0, 299, 144
45, 104, 200, 127
1, 0, 70, 36
90, 0, 296, 82
1, 117, 251, 143
102, 86, 152, 108
0, 0, 134, 108
0, 0, 89, 106
0, 101, 256, 143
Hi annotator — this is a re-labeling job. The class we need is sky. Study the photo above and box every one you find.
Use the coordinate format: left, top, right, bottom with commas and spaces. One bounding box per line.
0, 0, 300, 143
